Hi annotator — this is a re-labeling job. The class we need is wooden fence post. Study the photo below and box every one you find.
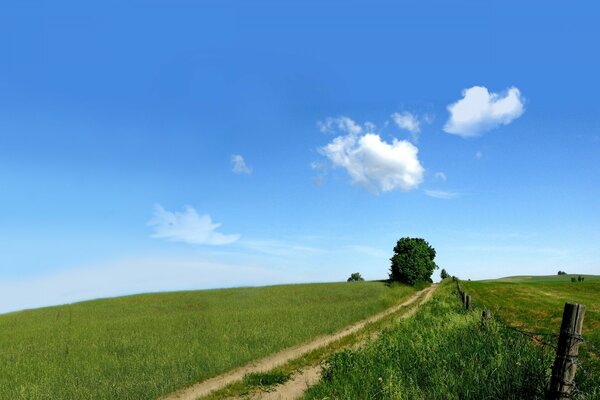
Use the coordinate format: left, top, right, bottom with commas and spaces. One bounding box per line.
465, 295, 471, 310
546, 303, 586, 400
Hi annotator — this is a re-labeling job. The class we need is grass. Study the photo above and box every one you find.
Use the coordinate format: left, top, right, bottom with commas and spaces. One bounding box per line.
242, 370, 291, 389
302, 279, 600, 400
202, 287, 432, 400
462, 275, 600, 397
461, 275, 600, 350
0, 281, 415, 400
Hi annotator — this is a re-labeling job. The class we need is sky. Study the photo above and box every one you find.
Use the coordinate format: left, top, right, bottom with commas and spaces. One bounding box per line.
1, 1, 599, 313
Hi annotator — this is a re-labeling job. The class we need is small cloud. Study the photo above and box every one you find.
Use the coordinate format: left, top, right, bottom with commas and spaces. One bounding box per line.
391, 111, 420, 134
318, 116, 362, 135
424, 189, 461, 200
444, 86, 525, 137
320, 131, 424, 194
231, 154, 252, 175
148, 205, 240, 245
434, 172, 447, 182
475, 151, 483, 160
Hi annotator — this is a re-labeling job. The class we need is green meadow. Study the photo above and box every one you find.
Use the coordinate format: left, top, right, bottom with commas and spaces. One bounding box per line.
462, 275, 600, 350
304, 280, 565, 400
462, 275, 600, 397
0, 281, 415, 400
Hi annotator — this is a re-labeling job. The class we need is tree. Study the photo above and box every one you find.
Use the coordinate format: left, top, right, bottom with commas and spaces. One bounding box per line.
440, 269, 449, 280
347, 272, 365, 282
558, 271, 567, 275
389, 237, 438, 286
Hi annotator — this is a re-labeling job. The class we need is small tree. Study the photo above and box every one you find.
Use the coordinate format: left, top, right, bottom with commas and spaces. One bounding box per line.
571, 277, 576, 283
440, 269, 449, 280
558, 271, 567, 275
347, 272, 365, 282
389, 237, 438, 286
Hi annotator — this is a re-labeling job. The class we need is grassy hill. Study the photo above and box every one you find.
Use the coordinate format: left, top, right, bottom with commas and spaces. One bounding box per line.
462, 274, 600, 397
480, 274, 600, 283
462, 275, 600, 346
0, 281, 414, 400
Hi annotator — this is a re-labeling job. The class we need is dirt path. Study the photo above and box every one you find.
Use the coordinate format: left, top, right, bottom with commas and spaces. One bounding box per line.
163, 285, 437, 400
249, 284, 438, 400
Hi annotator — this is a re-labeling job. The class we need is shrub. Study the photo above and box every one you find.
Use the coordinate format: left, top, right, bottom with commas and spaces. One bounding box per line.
389, 237, 438, 286
347, 272, 365, 282
571, 277, 577, 283
440, 269, 449, 279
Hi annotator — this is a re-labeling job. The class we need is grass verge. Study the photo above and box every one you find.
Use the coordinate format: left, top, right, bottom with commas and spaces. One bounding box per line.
302, 280, 600, 400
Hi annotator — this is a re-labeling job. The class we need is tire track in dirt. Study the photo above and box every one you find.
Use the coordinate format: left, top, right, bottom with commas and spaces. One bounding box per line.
248, 284, 438, 400
162, 285, 437, 400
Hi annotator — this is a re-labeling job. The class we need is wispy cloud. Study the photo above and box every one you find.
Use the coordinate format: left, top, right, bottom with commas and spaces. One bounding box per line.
319, 116, 424, 194
424, 189, 461, 200
0, 257, 299, 314
444, 86, 525, 137
391, 111, 421, 141
231, 154, 252, 175
434, 172, 447, 181
239, 239, 323, 257
148, 205, 240, 245
318, 116, 362, 135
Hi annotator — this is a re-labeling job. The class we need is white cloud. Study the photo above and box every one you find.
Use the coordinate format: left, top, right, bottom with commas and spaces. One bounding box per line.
320, 121, 424, 193
434, 172, 447, 181
148, 205, 240, 245
318, 116, 363, 135
391, 111, 420, 135
475, 151, 483, 160
231, 154, 252, 174
444, 86, 525, 137
424, 189, 460, 200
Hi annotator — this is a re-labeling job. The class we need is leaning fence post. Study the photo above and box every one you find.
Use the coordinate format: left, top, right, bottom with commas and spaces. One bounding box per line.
465, 295, 471, 310
546, 303, 586, 400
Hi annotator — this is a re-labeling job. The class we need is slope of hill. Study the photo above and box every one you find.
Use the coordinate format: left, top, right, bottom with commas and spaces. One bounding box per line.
462, 275, 600, 396
0, 281, 415, 400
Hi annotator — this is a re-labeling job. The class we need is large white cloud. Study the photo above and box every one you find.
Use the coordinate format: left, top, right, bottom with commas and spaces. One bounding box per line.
148, 205, 240, 245
444, 86, 524, 137
320, 120, 424, 193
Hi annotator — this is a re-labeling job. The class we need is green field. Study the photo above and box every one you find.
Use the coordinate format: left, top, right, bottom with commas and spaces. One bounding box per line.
304, 280, 564, 399
0, 281, 415, 400
462, 275, 600, 349
462, 275, 600, 397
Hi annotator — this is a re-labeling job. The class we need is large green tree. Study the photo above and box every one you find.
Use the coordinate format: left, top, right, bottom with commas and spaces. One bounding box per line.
389, 237, 438, 285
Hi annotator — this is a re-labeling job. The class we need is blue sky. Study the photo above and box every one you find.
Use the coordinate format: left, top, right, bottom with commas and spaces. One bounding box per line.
1, 1, 599, 313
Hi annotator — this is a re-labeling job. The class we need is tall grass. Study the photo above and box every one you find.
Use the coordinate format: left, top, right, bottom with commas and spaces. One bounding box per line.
304, 281, 572, 400
0, 281, 415, 400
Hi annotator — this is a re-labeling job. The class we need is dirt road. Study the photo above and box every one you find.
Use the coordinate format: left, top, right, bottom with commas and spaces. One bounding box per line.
249, 284, 438, 400
163, 284, 437, 400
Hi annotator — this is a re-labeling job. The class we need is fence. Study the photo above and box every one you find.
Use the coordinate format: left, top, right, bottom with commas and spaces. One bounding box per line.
453, 277, 595, 400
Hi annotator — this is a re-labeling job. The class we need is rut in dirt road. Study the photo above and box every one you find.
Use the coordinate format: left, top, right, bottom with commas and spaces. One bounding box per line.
246, 284, 438, 400
163, 285, 437, 400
